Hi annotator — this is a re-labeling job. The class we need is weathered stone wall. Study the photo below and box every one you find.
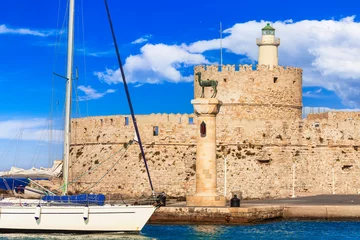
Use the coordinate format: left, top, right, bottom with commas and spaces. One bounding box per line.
194, 64, 303, 120
67, 64, 360, 201
69, 114, 197, 198
69, 112, 360, 200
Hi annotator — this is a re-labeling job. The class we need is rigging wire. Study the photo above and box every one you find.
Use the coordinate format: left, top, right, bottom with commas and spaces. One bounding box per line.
103, 0, 155, 197
48, 0, 70, 167
73, 0, 81, 118
72, 79, 82, 117
0, 125, 25, 161
30, 120, 53, 168
13, 124, 26, 168
83, 145, 131, 195
48, 0, 63, 166
57, 141, 131, 192
80, 0, 89, 117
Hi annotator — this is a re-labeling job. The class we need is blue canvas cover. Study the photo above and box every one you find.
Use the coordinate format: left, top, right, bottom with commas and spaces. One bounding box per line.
42, 194, 105, 206
0, 177, 29, 190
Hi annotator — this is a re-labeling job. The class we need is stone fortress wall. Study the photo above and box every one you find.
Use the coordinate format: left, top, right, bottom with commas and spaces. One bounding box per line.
68, 95, 360, 199
194, 64, 303, 120
68, 23, 360, 200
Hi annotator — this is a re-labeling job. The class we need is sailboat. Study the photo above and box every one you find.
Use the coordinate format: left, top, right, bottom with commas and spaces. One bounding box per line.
0, 0, 162, 233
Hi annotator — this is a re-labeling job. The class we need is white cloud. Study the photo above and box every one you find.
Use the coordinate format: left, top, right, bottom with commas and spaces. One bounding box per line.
185, 16, 360, 107
94, 43, 210, 84
0, 118, 63, 142
95, 16, 360, 107
77, 85, 116, 101
132, 37, 148, 44
131, 34, 152, 44
87, 51, 113, 57
303, 88, 324, 98
0, 24, 54, 37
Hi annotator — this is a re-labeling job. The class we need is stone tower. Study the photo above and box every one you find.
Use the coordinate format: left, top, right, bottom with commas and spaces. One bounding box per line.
256, 23, 280, 69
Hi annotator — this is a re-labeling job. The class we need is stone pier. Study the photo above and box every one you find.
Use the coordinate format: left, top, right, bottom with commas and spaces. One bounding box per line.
186, 98, 226, 207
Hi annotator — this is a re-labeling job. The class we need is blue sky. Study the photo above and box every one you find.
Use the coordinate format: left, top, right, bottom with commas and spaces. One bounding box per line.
0, 0, 359, 170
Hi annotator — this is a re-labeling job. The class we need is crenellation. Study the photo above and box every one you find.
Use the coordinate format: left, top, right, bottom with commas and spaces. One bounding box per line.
196, 64, 302, 76
221, 64, 236, 72
206, 65, 219, 72
194, 65, 206, 73
194, 64, 303, 119
256, 64, 271, 71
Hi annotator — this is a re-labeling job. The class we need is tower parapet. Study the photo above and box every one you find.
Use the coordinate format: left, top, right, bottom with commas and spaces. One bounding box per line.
194, 64, 303, 120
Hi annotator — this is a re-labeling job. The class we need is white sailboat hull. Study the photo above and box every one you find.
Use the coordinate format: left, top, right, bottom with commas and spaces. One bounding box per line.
0, 204, 157, 233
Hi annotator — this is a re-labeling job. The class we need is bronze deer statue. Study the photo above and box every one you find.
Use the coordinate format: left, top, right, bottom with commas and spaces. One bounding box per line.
195, 72, 218, 98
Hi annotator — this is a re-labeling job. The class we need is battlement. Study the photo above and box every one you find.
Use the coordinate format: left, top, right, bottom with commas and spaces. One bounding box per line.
306, 112, 330, 120
194, 64, 303, 74
307, 111, 360, 121
71, 113, 197, 128
193, 63, 303, 120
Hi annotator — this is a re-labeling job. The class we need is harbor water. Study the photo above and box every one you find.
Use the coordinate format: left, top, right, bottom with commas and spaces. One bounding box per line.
1, 220, 360, 239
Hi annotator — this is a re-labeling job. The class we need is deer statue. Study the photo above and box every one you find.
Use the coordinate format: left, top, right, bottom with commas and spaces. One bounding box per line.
195, 72, 218, 98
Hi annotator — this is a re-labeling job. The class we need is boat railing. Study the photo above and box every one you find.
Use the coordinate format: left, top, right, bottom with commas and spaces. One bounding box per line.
0, 197, 156, 207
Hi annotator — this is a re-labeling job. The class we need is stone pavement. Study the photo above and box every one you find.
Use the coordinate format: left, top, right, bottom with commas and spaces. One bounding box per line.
242, 194, 360, 206
149, 195, 360, 224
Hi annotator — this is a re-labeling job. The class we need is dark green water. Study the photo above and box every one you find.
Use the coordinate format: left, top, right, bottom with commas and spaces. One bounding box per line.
1, 221, 360, 239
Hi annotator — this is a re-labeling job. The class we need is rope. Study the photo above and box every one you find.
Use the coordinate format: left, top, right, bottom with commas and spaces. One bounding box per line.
58, 140, 133, 191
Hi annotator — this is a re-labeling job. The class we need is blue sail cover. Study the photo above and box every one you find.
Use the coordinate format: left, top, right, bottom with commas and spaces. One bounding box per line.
0, 178, 30, 190
42, 194, 105, 206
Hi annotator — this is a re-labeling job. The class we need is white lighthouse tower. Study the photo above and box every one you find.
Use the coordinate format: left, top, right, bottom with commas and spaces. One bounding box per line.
256, 23, 280, 69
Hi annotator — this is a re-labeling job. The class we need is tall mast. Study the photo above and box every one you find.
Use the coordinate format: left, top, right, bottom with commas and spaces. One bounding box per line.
62, 0, 75, 195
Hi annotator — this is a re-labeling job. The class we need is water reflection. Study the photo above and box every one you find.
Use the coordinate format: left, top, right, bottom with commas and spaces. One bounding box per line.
0, 233, 155, 240
191, 225, 226, 238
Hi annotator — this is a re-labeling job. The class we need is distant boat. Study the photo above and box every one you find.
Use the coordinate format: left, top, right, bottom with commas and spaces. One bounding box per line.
0, 161, 62, 199
0, 0, 163, 233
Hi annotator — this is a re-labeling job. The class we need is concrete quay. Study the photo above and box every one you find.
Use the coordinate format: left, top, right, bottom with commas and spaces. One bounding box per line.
149, 205, 283, 225
149, 195, 360, 224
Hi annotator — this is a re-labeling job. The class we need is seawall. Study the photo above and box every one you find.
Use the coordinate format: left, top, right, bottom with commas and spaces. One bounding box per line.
69, 112, 360, 200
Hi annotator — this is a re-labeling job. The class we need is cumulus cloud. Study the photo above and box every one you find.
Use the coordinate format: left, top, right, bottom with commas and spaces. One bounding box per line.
186, 16, 360, 107
0, 118, 63, 142
0, 24, 55, 37
95, 16, 360, 107
131, 34, 152, 44
77, 85, 116, 101
94, 43, 210, 84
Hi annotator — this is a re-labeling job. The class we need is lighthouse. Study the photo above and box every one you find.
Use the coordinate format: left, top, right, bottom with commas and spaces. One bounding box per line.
256, 23, 280, 69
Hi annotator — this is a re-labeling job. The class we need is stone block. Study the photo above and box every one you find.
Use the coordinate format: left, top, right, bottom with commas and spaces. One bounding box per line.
186, 195, 226, 207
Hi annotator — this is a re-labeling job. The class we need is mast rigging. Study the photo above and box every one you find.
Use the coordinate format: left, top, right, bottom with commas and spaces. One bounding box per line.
103, 0, 155, 197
